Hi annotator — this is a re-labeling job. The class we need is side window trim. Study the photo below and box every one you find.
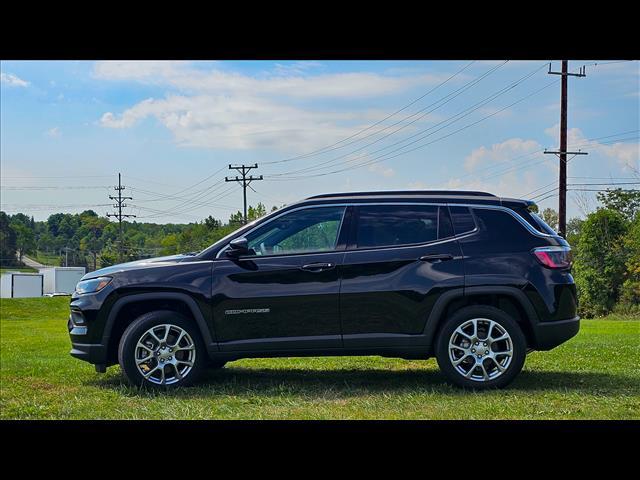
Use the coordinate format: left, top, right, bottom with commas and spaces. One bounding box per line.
448, 203, 556, 239
214, 201, 555, 259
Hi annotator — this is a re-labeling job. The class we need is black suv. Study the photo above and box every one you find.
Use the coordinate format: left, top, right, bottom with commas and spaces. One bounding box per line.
68, 190, 579, 389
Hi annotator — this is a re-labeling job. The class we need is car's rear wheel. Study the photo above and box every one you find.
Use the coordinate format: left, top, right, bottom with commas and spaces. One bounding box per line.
435, 305, 526, 390
118, 310, 206, 389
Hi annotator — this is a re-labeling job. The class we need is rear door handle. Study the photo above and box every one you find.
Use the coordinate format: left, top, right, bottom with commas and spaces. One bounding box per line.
419, 254, 454, 262
300, 262, 335, 272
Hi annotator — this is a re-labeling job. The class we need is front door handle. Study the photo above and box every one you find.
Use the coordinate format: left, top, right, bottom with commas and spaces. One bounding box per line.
419, 254, 454, 262
300, 262, 335, 272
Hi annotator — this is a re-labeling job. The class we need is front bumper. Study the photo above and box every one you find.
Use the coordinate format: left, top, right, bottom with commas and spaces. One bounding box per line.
531, 316, 580, 350
68, 310, 108, 366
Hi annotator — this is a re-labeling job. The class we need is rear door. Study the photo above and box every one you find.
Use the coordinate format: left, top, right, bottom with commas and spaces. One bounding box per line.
339, 203, 464, 347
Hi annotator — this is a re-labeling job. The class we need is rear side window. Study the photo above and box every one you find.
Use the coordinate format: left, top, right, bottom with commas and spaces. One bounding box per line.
515, 208, 557, 235
356, 205, 450, 248
472, 208, 532, 242
449, 206, 476, 235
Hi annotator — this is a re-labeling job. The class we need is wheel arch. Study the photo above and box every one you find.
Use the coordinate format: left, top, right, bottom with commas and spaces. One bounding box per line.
423, 286, 539, 348
103, 292, 215, 365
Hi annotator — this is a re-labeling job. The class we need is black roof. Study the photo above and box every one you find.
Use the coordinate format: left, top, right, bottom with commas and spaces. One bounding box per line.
306, 190, 498, 200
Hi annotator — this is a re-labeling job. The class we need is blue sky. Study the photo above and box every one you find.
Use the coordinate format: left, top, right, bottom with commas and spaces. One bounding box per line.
1, 60, 638, 223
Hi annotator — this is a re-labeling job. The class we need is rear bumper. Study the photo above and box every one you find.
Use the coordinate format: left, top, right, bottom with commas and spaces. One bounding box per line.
531, 316, 580, 350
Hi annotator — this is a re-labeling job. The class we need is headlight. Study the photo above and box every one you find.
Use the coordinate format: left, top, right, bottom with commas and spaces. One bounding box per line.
75, 276, 112, 294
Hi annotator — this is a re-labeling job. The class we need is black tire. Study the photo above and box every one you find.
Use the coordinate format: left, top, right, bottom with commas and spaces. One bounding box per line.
118, 310, 207, 389
435, 305, 527, 390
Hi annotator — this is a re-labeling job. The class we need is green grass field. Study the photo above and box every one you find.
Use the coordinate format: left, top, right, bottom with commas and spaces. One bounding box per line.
1, 297, 638, 419
0, 267, 37, 274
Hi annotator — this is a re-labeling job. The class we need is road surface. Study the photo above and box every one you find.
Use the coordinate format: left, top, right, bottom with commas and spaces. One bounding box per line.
20, 255, 46, 269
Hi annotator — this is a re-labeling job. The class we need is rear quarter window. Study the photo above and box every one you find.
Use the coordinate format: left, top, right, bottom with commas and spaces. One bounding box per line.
516, 208, 557, 235
472, 208, 534, 244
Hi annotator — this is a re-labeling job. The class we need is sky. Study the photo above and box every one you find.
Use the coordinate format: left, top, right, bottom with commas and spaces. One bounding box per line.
1, 60, 638, 223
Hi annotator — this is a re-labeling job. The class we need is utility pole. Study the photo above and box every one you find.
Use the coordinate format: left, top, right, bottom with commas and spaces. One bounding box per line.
107, 173, 136, 261
225, 164, 263, 224
544, 61, 587, 238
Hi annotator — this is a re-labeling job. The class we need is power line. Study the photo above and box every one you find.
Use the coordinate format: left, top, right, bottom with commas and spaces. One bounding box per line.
266, 60, 527, 178
267, 76, 560, 181
261, 61, 479, 166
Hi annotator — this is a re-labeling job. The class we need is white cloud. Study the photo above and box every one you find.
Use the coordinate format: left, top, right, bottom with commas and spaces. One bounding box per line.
92, 61, 190, 81
94, 61, 461, 152
45, 127, 61, 138
464, 137, 540, 171
408, 181, 429, 189
368, 162, 395, 178
94, 61, 446, 99
272, 61, 325, 76
1, 72, 29, 87
100, 94, 384, 152
545, 123, 639, 170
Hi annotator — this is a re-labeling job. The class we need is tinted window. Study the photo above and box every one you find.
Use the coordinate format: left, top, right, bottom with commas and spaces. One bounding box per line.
472, 208, 532, 242
439, 206, 454, 238
515, 208, 557, 235
449, 206, 476, 235
355, 205, 441, 248
246, 206, 345, 256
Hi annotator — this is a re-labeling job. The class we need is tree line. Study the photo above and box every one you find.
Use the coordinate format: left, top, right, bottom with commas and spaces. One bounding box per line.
0, 203, 273, 271
1, 189, 638, 317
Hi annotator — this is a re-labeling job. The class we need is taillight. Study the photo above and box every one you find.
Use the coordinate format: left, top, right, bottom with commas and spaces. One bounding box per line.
532, 246, 572, 269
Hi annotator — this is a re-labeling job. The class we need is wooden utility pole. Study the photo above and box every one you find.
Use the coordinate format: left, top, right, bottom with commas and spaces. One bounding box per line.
545, 61, 587, 238
225, 164, 263, 224
107, 173, 136, 261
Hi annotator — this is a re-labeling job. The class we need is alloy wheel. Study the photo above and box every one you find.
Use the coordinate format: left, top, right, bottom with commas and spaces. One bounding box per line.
134, 324, 196, 385
448, 318, 514, 382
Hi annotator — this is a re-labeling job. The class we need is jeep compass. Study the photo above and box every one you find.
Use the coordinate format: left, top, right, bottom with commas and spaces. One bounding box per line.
68, 191, 579, 389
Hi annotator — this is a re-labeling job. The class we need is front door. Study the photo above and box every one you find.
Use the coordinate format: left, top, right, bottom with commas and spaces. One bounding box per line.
339, 203, 464, 347
212, 205, 348, 351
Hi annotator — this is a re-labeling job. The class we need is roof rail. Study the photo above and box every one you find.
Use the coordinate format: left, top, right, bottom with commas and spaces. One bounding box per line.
306, 190, 497, 200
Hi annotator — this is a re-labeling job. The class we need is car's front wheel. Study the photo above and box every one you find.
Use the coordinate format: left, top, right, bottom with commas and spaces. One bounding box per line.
118, 310, 206, 389
435, 305, 527, 389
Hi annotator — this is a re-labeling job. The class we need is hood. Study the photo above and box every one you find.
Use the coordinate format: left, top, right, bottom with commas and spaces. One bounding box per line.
81, 254, 194, 280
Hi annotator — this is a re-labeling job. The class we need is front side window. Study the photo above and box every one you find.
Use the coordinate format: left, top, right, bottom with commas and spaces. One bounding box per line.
245, 206, 345, 256
355, 204, 444, 248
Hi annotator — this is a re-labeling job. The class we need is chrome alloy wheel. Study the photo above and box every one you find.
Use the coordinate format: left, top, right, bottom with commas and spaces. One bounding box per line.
448, 318, 513, 382
134, 324, 196, 385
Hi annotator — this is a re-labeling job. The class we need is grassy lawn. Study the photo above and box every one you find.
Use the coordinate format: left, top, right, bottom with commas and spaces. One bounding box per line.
1, 297, 638, 420
0, 267, 38, 274
31, 251, 61, 267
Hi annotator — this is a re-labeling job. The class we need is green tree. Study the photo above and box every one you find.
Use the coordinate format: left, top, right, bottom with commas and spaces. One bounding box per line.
597, 188, 640, 222
572, 209, 629, 317
540, 208, 559, 232
618, 215, 640, 312
0, 212, 18, 267
11, 222, 36, 261
566, 217, 584, 247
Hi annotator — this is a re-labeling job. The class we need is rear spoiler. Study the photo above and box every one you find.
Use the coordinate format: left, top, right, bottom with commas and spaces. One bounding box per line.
500, 197, 538, 211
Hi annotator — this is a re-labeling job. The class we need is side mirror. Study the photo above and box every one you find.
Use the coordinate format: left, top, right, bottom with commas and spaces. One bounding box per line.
226, 237, 250, 257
